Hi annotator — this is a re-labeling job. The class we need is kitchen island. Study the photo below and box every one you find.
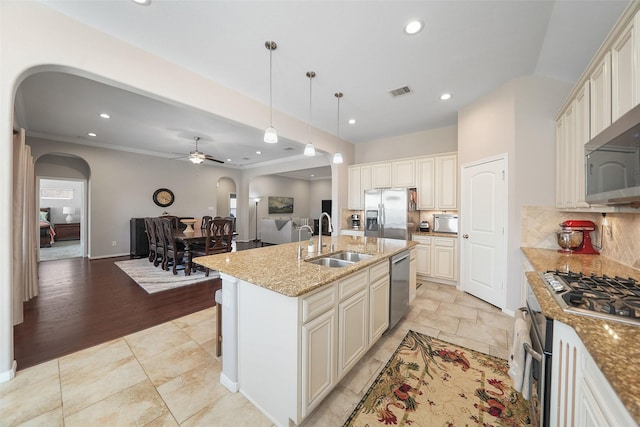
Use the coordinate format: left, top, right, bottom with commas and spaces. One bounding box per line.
194, 235, 416, 426
522, 248, 640, 425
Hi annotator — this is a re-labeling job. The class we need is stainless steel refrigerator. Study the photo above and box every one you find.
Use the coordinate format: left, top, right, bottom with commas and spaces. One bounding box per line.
364, 188, 418, 240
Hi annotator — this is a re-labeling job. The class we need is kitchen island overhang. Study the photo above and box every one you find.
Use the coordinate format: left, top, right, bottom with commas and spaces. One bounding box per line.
193, 236, 417, 426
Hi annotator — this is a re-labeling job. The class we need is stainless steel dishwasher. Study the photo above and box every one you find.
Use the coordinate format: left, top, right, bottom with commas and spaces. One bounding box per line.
389, 250, 410, 330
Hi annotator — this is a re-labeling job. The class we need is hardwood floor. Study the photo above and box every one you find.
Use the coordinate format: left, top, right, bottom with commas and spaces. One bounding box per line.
13, 256, 220, 371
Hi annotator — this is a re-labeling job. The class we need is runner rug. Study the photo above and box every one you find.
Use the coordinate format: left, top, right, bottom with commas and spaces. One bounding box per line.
344, 330, 531, 426
115, 258, 219, 294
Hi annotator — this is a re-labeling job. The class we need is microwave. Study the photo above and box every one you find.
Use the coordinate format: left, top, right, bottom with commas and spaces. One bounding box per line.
433, 214, 458, 234
585, 103, 640, 206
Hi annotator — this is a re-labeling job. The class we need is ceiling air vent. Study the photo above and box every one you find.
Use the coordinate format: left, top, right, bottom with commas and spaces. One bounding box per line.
242, 157, 250, 161
282, 147, 295, 151
389, 86, 412, 97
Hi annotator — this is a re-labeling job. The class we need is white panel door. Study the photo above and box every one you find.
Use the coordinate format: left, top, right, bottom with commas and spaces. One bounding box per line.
460, 156, 506, 308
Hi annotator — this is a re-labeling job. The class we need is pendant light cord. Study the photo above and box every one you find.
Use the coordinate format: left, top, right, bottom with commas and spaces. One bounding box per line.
269, 44, 273, 125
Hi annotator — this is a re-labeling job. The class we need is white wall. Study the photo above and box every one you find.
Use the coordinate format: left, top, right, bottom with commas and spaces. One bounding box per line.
355, 125, 457, 164
30, 136, 242, 258
216, 177, 236, 217
309, 179, 332, 220
458, 75, 572, 312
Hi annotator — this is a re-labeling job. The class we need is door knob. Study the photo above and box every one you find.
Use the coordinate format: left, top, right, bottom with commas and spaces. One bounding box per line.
462, 234, 469, 239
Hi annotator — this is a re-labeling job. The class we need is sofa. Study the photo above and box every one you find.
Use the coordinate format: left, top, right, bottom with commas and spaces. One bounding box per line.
261, 218, 311, 245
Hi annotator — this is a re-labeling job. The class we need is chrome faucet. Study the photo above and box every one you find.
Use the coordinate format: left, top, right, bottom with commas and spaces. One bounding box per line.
318, 212, 333, 254
298, 225, 314, 259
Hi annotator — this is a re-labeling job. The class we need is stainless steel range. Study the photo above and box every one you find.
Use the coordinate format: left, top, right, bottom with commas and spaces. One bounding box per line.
540, 271, 640, 326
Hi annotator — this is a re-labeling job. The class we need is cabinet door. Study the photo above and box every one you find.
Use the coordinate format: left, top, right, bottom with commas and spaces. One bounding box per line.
415, 241, 431, 276
574, 82, 590, 208
348, 166, 362, 210
611, 19, 636, 122
432, 240, 456, 281
409, 249, 416, 302
562, 103, 577, 209
590, 52, 612, 138
361, 164, 372, 192
551, 320, 582, 427
436, 154, 457, 209
392, 159, 415, 187
416, 157, 435, 209
301, 309, 336, 417
338, 289, 368, 378
556, 118, 565, 209
369, 277, 389, 344
371, 163, 392, 188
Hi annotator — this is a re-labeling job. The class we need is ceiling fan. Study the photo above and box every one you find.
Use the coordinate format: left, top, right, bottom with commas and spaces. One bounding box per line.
175, 136, 224, 164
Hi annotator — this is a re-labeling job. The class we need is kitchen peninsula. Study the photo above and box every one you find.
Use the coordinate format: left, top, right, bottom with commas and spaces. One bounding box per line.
193, 235, 417, 426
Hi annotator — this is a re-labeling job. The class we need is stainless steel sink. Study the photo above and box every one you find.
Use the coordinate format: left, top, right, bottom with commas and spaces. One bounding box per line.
328, 251, 374, 262
306, 257, 354, 268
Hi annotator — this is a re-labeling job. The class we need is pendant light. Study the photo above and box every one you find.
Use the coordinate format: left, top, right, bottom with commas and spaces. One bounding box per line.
304, 71, 316, 156
264, 41, 278, 143
333, 92, 344, 164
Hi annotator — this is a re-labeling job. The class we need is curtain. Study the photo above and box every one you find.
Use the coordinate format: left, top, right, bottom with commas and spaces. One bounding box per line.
12, 129, 38, 326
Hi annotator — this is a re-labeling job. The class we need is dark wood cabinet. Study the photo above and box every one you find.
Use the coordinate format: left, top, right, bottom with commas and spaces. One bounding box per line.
130, 218, 149, 258
54, 223, 80, 241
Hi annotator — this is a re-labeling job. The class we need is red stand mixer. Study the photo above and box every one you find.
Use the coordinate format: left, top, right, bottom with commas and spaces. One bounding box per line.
556, 220, 599, 255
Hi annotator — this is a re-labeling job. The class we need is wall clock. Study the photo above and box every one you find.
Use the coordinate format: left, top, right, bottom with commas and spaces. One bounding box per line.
153, 188, 175, 207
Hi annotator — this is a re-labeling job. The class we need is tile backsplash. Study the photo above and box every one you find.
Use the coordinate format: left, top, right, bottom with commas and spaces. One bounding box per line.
522, 206, 640, 270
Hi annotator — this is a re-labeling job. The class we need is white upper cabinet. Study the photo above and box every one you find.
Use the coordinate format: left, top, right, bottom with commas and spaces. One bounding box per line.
590, 52, 612, 139
391, 159, 416, 187
574, 82, 590, 208
371, 163, 392, 188
347, 165, 371, 210
611, 16, 638, 122
436, 154, 458, 210
417, 157, 436, 209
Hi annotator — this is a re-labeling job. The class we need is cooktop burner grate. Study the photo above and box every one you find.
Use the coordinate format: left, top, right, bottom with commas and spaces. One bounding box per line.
541, 270, 640, 326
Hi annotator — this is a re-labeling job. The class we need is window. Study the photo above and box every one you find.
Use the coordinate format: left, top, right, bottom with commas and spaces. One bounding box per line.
40, 188, 73, 199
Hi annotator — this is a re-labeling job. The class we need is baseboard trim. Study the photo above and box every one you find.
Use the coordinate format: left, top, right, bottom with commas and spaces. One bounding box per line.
0, 360, 17, 383
220, 372, 238, 393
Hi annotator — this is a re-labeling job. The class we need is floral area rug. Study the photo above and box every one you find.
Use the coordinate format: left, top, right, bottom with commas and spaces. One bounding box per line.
344, 330, 531, 427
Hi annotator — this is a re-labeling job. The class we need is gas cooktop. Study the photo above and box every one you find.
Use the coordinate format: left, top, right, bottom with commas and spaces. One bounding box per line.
541, 270, 640, 326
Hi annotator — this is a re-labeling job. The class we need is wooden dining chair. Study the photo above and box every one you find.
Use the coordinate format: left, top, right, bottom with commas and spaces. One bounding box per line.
143, 217, 157, 263
191, 218, 234, 276
201, 215, 212, 229
161, 218, 186, 275
152, 217, 167, 268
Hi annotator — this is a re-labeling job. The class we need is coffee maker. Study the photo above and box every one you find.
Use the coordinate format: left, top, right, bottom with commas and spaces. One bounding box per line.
350, 214, 361, 230
556, 220, 599, 255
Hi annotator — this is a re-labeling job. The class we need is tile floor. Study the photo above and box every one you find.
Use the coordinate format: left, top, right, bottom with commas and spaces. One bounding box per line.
0, 281, 514, 426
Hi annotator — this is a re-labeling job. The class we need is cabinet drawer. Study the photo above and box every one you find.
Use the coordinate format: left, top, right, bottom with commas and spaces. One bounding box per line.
412, 235, 431, 245
302, 284, 337, 324
434, 237, 455, 247
338, 270, 368, 301
369, 261, 388, 283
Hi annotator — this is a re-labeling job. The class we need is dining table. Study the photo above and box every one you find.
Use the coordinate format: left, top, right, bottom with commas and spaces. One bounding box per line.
173, 228, 207, 276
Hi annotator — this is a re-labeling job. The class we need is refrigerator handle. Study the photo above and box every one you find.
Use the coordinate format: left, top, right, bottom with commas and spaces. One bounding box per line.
379, 203, 384, 227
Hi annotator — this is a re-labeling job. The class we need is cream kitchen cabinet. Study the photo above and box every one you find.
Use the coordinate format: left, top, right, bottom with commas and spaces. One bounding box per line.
416, 154, 457, 210
436, 154, 457, 210
611, 13, 639, 122
338, 288, 368, 378
416, 157, 435, 209
551, 320, 636, 427
348, 164, 371, 210
409, 248, 416, 302
412, 234, 457, 285
369, 261, 390, 343
590, 52, 612, 139
391, 159, 416, 187
371, 162, 392, 188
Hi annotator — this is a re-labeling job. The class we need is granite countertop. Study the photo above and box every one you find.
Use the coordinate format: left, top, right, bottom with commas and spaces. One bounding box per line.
521, 247, 640, 423
412, 231, 458, 238
193, 235, 417, 298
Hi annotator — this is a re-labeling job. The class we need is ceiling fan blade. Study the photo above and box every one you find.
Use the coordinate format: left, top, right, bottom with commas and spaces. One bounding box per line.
204, 154, 224, 164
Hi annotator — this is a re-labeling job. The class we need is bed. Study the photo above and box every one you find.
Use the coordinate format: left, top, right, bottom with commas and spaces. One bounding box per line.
39, 208, 55, 248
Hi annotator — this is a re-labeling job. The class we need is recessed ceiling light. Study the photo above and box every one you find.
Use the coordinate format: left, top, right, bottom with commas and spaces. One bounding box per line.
256, 150, 261, 155
404, 20, 423, 35
310, 174, 315, 177
226, 158, 232, 162
440, 93, 452, 100
131, 0, 151, 5
99, 113, 110, 119
88, 132, 97, 137
348, 119, 356, 125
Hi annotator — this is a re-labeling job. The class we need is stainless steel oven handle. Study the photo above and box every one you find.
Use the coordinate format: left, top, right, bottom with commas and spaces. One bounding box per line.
523, 342, 542, 362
